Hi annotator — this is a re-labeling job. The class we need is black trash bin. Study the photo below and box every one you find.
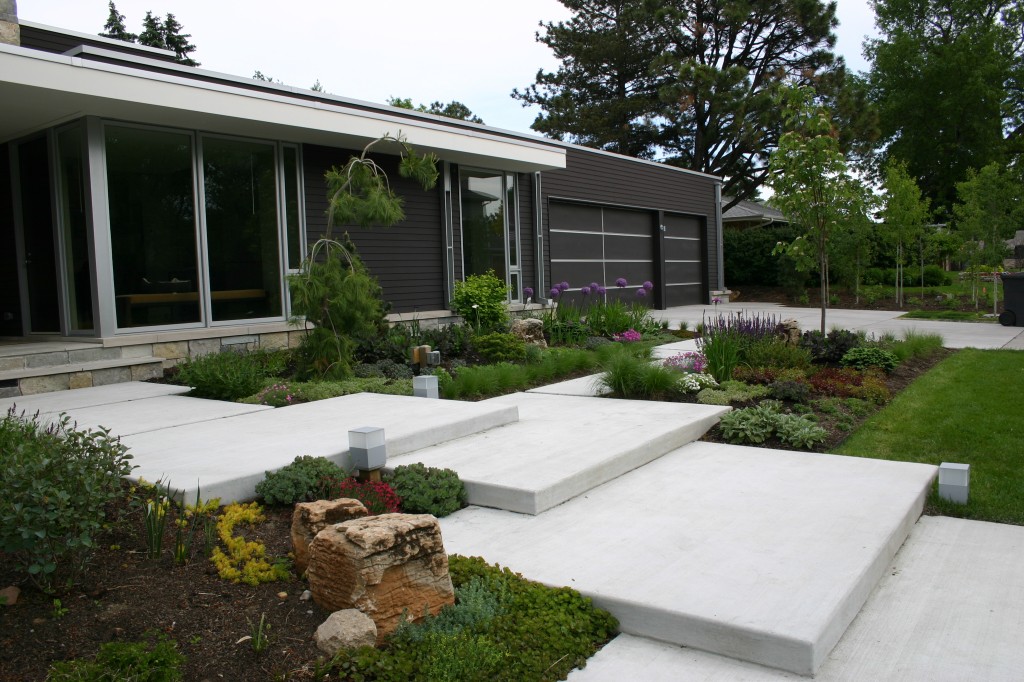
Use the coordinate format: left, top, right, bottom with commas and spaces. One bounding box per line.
999, 272, 1024, 326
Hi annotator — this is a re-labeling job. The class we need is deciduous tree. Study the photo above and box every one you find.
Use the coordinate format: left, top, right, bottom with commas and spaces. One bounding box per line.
880, 161, 931, 307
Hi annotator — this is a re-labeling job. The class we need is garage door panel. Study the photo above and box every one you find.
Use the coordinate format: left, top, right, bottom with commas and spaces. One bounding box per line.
665, 238, 701, 261
551, 230, 604, 260
606, 261, 655, 285
663, 214, 702, 239
666, 261, 702, 283
666, 284, 702, 306
604, 208, 653, 236
551, 261, 604, 289
604, 234, 653, 260
549, 202, 602, 232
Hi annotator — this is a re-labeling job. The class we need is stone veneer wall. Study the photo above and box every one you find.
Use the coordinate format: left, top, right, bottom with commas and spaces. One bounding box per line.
0, 1, 19, 46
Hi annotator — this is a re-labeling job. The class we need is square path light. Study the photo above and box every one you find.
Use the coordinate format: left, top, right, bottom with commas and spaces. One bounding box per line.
938, 462, 970, 504
349, 426, 387, 471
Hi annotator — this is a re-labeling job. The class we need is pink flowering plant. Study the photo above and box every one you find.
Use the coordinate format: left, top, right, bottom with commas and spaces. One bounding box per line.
663, 351, 708, 374
612, 328, 643, 342
254, 383, 297, 407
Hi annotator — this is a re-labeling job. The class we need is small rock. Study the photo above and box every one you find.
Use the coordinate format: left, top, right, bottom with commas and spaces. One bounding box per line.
314, 609, 377, 656
32, 618, 47, 626
300, 590, 312, 602
277, 591, 288, 600
0, 586, 20, 606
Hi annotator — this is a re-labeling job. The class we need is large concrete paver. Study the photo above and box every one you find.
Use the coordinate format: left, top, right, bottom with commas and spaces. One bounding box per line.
389, 393, 728, 514
123, 393, 519, 504
570, 516, 1024, 681
0, 381, 189, 415
440, 442, 936, 675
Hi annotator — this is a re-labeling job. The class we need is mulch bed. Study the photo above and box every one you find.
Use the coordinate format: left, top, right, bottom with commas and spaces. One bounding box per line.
0, 505, 332, 681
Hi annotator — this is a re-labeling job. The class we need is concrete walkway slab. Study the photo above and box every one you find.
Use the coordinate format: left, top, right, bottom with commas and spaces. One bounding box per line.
123, 393, 518, 504
390, 393, 728, 514
570, 516, 1024, 681
0, 381, 189, 415
439, 442, 937, 675
526, 374, 609, 397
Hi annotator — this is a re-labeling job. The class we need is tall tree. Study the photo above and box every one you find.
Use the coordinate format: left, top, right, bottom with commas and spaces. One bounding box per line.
867, 0, 1021, 219
387, 97, 485, 124
880, 161, 931, 308
99, 1, 136, 42
136, 10, 164, 48
769, 86, 866, 332
161, 12, 199, 66
514, 0, 839, 208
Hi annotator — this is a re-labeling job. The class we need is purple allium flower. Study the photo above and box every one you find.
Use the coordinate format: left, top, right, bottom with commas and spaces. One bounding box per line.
558, 281, 570, 292
636, 288, 647, 298
590, 281, 600, 291
615, 277, 628, 288
549, 287, 561, 299
523, 287, 534, 300
596, 286, 607, 295
643, 280, 654, 291
581, 286, 591, 295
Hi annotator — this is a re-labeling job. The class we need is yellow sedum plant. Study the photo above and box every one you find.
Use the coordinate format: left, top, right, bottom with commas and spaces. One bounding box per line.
210, 502, 290, 585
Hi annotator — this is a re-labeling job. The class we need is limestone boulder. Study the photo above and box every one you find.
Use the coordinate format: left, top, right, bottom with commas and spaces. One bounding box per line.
291, 498, 368, 575
306, 514, 455, 642
314, 609, 377, 655
510, 318, 547, 348
780, 319, 801, 346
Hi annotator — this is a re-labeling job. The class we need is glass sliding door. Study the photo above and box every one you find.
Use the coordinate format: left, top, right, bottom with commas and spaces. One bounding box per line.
460, 168, 520, 301
16, 136, 61, 333
201, 137, 282, 321
55, 126, 94, 332
106, 126, 201, 328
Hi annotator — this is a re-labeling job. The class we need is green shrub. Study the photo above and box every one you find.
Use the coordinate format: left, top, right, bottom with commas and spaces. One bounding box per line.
451, 271, 510, 332
0, 411, 133, 592
596, 345, 682, 400
697, 380, 770, 405
375, 358, 414, 380
174, 350, 273, 401
472, 332, 527, 363
841, 347, 899, 372
744, 338, 812, 369
241, 378, 414, 404
443, 348, 599, 400
799, 329, 861, 365
47, 634, 184, 681
353, 362, 385, 378
769, 379, 812, 403
254, 455, 344, 505
385, 463, 467, 517
718, 401, 826, 448
585, 335, 612, 351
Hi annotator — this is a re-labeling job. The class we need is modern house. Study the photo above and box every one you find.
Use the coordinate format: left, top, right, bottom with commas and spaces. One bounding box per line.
0, 11, 724, 395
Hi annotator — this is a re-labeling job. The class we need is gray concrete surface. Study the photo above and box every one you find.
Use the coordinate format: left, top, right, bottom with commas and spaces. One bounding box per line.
652, 303, 1024, 349
0, 381, 188, 415
569, 516, 1024, 681
122, 393, 519, 504
388, 393, 728, 514
439, 442, 937, 675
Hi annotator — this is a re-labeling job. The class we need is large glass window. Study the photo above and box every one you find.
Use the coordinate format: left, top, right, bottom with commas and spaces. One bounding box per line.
202, 137, 282, 321
282, 145, 303, 271
460, 169, 520, 300
56, 126, 94, 332
106, 126, 201, 328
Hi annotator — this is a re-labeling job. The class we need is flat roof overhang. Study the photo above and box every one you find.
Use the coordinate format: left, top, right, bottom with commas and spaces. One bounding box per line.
0, 45, 567, 173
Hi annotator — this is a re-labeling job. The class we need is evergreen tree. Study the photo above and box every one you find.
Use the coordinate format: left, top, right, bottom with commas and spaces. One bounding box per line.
137, 10, 164, 49
161, 12, 199, 66
387, 97, 484, 124
514, 0, 839, 208
99, 1, 136, 43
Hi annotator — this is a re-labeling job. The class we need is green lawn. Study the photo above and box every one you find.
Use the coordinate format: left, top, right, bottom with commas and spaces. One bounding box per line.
837, 349, 1024, 525
900, 310, 996, 322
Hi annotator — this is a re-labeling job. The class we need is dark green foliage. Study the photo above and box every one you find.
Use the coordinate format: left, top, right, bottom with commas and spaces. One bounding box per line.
174, 350, 275, 401
47, 634, 184, 681
387, 97, 485, 124
0, 410, 134, 592
596, 345, 683, 400
770, 379, 813, 403
799, 329, 861, 364
472, 332, 527, 363
451, 271, 510, 332
385, 464, 467, 517
585, 335, 613, 351
841, 347, 899, 372
718, 401, 827, 448
99, 1, 137, 42
863, 265, 949, 287
723, 224, 806, 287
443, 348, 599, 399
744, 338, 812, 369
254, 456, 345, 506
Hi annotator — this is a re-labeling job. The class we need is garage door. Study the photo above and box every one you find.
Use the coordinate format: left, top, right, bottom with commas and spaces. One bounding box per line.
549, 202, 655, 301
662, 213, 705, 306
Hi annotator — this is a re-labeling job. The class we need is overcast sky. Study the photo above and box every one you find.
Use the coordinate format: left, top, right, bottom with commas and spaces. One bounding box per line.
20, 0, 880, 135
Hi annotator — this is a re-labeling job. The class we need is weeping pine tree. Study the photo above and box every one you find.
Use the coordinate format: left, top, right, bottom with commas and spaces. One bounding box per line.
287, 135, 438, 379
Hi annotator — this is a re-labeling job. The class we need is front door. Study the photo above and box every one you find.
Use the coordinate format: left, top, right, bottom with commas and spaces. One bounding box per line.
14, 136, 60, 334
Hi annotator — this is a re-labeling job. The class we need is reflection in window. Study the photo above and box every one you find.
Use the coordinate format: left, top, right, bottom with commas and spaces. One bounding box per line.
57, 126, 94, 331
203, 137, 281, 321
461, 169, 506, 279
106, 126, 200, 328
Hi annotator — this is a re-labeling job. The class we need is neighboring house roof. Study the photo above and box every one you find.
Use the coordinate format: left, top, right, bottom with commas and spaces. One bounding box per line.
721, 197, 787, 226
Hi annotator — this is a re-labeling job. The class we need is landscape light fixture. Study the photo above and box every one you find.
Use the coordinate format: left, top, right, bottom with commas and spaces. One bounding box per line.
937, 462, 970, 504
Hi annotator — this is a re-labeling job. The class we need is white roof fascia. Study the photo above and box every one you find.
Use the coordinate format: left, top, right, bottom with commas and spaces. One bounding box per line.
20, 20, 178, 60
0, 46, 566, 172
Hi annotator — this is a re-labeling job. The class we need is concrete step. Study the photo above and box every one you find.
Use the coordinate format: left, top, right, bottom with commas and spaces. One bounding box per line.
0, 381, 190, 415
0, 356, 165, 397
389, 393, 729, 514
439, 442, 937, 676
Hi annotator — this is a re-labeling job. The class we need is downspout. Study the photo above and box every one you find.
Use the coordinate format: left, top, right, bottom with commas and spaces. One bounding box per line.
533, 171, 545, 301
714, 181, 725, 295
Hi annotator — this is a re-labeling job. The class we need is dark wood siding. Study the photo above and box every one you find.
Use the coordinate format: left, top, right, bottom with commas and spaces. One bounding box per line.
0, 144, 21, 335
540, 147, 720, 307
302, 144, 445, 313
